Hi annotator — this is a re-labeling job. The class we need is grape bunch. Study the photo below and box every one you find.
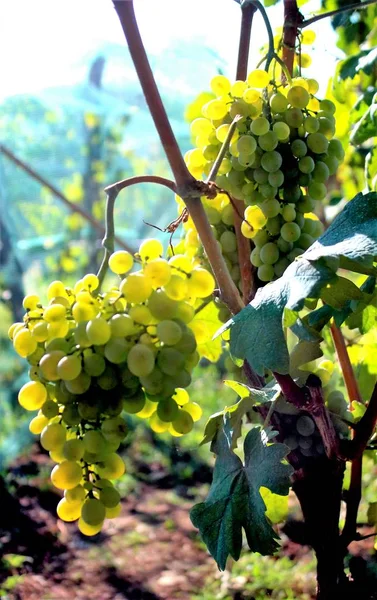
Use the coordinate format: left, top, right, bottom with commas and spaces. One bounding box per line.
9, 239, 207, 534
183, 71, 345, 283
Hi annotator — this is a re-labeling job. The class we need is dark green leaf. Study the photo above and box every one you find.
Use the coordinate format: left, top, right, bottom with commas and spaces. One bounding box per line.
366, 146, 377, 191
320, 276, 363, 310
224, 192, 377, 375
191, 425, 293, 569
338, 51, 369, 81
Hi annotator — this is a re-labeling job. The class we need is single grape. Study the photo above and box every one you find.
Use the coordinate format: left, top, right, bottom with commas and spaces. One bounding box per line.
172, 410, 194, 434
187, 268, 216, 298
81, 498, 106, 526
250, 117, 269, 136
40, 422, 67, 450
51, 460, 82, 490
260, 242, 279, 265
291, 139, 307, 158
139, 238, 163, 261
18, 381, 47, 411
280, 222, 301, 243
273, 121, 290, 141
298, 156, 315, 174
282, 205, 296, 222
270, 93, 288, 113
96, 453, 125, 480
127, 344, 155, 377
261, 199, 281, 219
287, 86, 310, 109
258, 131, 278, 152
307, 133, 329, 154
57, 355, 82, 381
261, 151, 282, 173
63, 439, 85, 461
308, 181, 327, 201
257, 264, 275, 282
296, 415, 315, 436
144, 258, 171, 288
86, 317, 111, 346
57, 498, 82, 522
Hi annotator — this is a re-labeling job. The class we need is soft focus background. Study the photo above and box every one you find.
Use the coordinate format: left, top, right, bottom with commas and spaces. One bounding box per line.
0, 2, 366, 599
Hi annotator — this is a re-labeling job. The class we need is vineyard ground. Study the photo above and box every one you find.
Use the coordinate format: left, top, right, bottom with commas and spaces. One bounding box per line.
0, 446, 375, 600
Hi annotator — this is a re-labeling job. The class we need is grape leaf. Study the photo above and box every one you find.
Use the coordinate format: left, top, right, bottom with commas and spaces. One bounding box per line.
200, 385, 278, 446
338, 50, 369, 80
191, 424, 293, 570
222, 192, 377, 375
189, 301, 223, 362
366, 146, 377, 191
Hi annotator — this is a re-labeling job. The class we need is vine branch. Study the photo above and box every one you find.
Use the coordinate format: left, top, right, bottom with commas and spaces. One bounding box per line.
0, 144, 133, 252
112, 0, 244, 315
282, 0, 301, 80
302, 0, 377, 28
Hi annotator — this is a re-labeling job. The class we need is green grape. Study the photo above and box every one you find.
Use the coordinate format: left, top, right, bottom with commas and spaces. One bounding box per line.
261, 199, 280, 218
291, 139, 307, 158
302, 218, 318, 236
258, 131, 278, 151
82, 430, 106, 454
287, 86, 310, 109
172, 410, 194, 434
250, 248, 262, 267
295, 213, 305, 228
323, 155, 339, 175
65, 372, 91, 395
277, 237, 293, 253
157, 398, 179, 422
296, 195, 315, 213
182, 402, 202, 422
304, 116, 319, 133
172, 330, 197, 355
63, 439, 85, 461
260, 150, 282, 172
320, 99, 336, 114
285, 108, 303, 128
298, 156, 315, 174
18, 381, 47, 411
265, 215, 282, 236
296, 415, 315, 436
288, 247, 304, 261
148, 290, 179, 320
283, 185, 301, 203
221, 204, 235, 226
260, 243, 279, 265
296, 233, 314, 250
250, 117, 269, 136
83, 353, 106, 376
108, 250, 134, 274
253, 229, 269, 247
308, 181, 327, 201
51, 460, 82, 490
31, 321, 49, 342
157, 348, 185, 376
219, 230, 237, 253
156, 320, 182, 346
65, 484, 87, 504
139, 238, 163, 261
270, 93, 288, 113
81, 498, 106, 526
86, 318, 111, 346
109, 314, 137, 338
45, 337, 71, 354
280, 222, 301, 243
39, 351, 65, 381
327, 391, 348, 414
57, 498, 82, 522
259, 183, 277, 198
41, 422, 66, 450
318, 117, 335, 138
307, 132, 329, 154
120, 272, 153, 304
312, 161, 330, 183
57, 355, 82, 381
96, 366, 119, 391
274, 257, 290, 278
99, 486, 121, 509
62, 405, 80, 426
172, 369, 192, 389
43, 304, 66, 323
328, 139, 345, 161
237, 135, 257, 155
273, 121, 290, 141
282, 204, 296, 222
96, 453, 125, 479
41, 399, 59, 419
268, 170, 284, 188
104, 338, 130, 364
257, 264, 275, 282
74, 322, 92, 348
78, 517, 103, 536
127, 344, 155, 377
253, 168, 269, 184
123, 394, 146, 414
101, 417, 128, 442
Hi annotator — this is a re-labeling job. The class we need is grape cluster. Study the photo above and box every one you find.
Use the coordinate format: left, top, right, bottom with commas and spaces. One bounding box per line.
183, 71, 345, 283
9, 240, 206, 534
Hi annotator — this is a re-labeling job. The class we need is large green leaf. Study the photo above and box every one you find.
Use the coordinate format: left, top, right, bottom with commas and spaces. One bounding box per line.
222, 192, 377, 375
190, 424, 293, 570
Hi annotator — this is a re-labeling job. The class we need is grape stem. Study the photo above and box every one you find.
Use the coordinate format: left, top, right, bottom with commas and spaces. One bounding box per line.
329, 322, 363, 549
96, 189, 116, 289
112, 0, 244, 315
302, 0, 377, 28
105, 175, 177, 195
282, 0, 301, 81
206, 116, 242, 184
232, 3, 257, 304
241, 0, 275, 72
0, 143, 133, 252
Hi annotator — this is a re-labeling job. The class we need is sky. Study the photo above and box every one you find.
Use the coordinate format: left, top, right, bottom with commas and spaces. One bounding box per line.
0, 0, 342, 100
